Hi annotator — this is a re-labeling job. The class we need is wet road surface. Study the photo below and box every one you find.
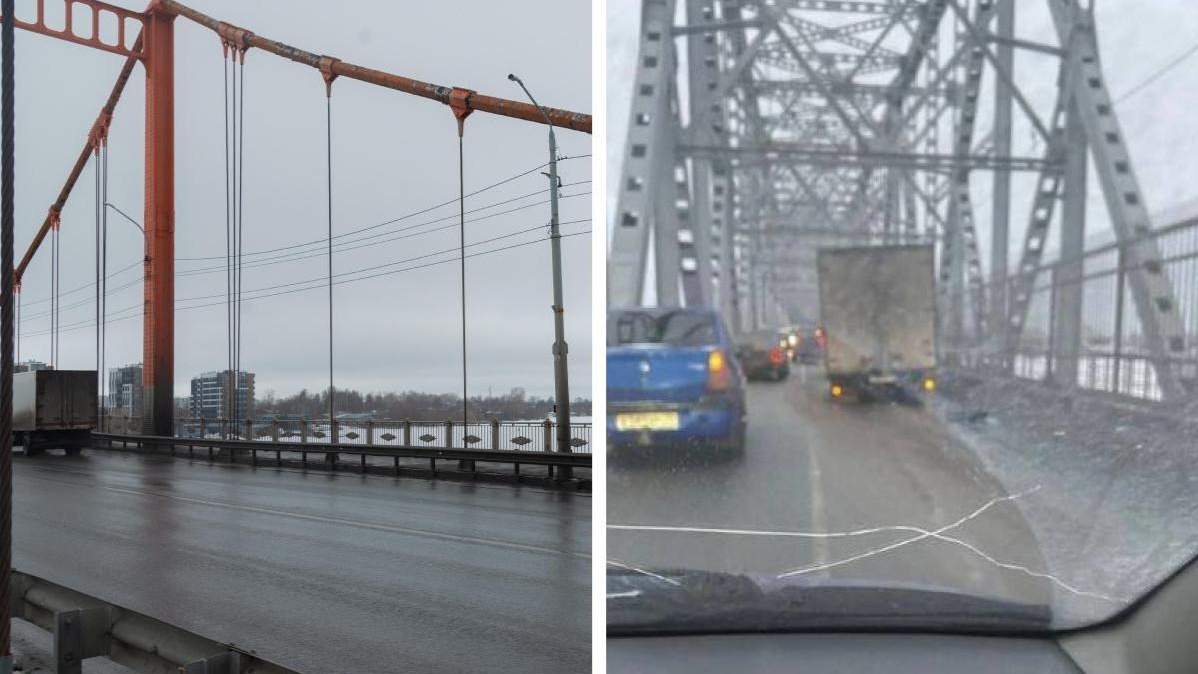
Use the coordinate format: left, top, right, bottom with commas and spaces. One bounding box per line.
14, 451, 590, 674
609, 365, 1055, 610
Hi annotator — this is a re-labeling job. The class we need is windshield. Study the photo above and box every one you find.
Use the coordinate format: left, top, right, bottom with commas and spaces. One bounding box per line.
607, 0, 1198, 634
608, 310, 718, 347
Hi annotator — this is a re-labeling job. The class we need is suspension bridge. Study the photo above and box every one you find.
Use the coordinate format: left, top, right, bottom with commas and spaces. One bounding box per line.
0, 0, 592, 671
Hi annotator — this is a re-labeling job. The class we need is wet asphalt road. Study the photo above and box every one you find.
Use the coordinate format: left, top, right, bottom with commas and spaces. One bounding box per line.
14, 451, 590, 674
608, 364, 1055, 609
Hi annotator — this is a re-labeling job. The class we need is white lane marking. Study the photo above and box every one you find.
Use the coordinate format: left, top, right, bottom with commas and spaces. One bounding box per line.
805, 429, 830, 572
23, 472, 589, 560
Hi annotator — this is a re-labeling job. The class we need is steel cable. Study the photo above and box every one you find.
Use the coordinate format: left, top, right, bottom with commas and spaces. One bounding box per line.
326, 92, 335, 430
1, 0, 14, 655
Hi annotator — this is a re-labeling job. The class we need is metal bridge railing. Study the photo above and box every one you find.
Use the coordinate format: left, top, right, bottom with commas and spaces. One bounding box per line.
98, 416, 592, 454
949, 218, 1198, 403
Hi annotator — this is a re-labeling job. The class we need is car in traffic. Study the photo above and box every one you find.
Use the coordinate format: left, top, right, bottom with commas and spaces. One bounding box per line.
793, 324, 827, 364
607, 307, 747, 456
735, 329, 791, 381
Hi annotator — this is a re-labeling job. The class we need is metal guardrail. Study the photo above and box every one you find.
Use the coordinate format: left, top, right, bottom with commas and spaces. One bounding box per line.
99, 417, 593, 454
949, 217, 1198, 403
94, 431, 591, 482
11, 569, 301, 674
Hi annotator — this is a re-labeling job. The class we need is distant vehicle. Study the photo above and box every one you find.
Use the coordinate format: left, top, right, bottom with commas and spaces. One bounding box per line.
736, 329, 791, 381
792, 324, 827, 364
607, 307, 747, 455
14, 369, 97, 456
817, 245, 937, 400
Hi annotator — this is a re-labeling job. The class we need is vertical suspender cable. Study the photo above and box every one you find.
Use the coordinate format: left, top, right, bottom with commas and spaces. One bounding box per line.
95, 150, 101, 419
236, 57, 246, 421
1, 0, 15, 657
101, 144, 108, 427
230, 56, 237, 423
326, 93, 334, 429
458, 134, 467, 432
49, 228, 55, 366
223, 53, 232, 426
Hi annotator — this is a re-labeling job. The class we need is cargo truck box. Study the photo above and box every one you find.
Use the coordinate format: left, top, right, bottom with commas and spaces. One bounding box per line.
13, 369, 97, 455
816, 245, 937, 396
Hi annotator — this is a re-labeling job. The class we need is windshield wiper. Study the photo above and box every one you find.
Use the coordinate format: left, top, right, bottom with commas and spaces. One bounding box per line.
607, 568, 1052, 635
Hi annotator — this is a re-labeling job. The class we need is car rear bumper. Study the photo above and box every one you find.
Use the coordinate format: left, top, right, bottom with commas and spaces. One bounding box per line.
607, 404, 739, 447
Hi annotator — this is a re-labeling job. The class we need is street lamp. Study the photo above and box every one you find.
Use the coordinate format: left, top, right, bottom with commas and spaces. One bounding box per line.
508, 73, 573, 481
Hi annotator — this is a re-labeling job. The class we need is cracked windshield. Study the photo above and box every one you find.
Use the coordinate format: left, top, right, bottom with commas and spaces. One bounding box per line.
607, 0, 1198, 634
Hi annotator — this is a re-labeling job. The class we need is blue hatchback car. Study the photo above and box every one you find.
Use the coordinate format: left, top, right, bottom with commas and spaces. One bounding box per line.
607, 307, 747, 455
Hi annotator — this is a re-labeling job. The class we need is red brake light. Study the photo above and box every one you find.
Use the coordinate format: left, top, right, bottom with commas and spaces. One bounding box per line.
707, 349, 732, 391
769, 346, 783, 365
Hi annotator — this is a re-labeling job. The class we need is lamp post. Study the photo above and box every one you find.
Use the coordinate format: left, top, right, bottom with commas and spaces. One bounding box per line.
508, 73, 572, 481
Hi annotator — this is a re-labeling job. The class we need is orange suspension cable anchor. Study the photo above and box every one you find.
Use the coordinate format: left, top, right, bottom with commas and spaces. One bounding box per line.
87, 109, 113, 156
217, 20, 253, 62
318, 56, 340, 98
449, 87, 475, 138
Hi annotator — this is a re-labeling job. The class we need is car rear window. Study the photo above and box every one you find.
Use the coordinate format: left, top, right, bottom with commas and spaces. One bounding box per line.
608, 310, 718, 347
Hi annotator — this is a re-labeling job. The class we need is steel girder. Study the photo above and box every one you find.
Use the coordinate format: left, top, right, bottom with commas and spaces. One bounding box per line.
1043, 0, 1187, 398
609, 0, 680, 308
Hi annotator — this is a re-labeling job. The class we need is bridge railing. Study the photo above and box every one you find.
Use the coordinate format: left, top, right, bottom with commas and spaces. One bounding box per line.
950, 217, 1198, 403
97, 415, 592, 454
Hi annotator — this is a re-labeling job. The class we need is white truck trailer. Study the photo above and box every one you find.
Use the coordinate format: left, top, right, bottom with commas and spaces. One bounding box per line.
14, 369, 97, 455
816, 244, 937, 400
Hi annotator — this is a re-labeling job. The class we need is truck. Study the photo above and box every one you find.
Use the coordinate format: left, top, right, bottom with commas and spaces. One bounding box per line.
14, 369, 97, 456
816, 244, 937, 400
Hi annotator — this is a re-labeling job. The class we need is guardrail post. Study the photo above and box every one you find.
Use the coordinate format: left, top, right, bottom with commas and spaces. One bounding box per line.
271, 419, 279, 442
184, 652, 242, 674
542, 419, 554, 479
403, 420, 412, 446
366, 420, 374, 446
55, 609, 84, 674
245, 418, 253, 442
200, 417, 207, 439
326, 420, 339, 470
491, 419, 500, 450
54, 607, 109, 674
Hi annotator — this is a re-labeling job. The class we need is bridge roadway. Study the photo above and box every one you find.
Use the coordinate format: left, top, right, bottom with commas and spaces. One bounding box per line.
609, 364, 1067, 614
13, 451, 590, 674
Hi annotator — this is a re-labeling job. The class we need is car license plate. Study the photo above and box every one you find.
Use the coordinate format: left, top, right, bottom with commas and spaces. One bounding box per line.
616, 412, 680, 431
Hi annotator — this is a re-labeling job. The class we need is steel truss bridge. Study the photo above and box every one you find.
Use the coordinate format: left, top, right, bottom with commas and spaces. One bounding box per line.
611, 0, 1198, 404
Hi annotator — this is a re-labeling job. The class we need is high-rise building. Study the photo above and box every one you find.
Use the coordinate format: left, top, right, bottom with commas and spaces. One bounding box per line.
189, 370, 255, 419
15, 360, 50, 373
108, 364, 143, 416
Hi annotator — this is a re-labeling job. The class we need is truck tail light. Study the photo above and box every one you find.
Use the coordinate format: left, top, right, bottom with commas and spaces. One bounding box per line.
769, 346, 783, 365
707, 349, 732, 391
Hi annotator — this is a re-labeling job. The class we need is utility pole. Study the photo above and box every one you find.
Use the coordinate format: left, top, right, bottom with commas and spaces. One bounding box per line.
509, 74, 572, 482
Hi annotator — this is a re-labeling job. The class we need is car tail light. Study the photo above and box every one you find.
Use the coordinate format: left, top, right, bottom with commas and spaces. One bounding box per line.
769, 346, 783, 365
707, 349, 732, 391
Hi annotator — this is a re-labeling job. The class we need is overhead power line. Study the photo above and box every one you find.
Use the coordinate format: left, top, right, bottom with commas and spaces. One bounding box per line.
1114, 38, 1198, 105
21, 229, 591, 339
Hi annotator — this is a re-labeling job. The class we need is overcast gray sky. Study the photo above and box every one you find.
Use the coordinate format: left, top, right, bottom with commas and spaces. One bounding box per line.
608, 0, 1198, 270
16, 0, 591, 400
